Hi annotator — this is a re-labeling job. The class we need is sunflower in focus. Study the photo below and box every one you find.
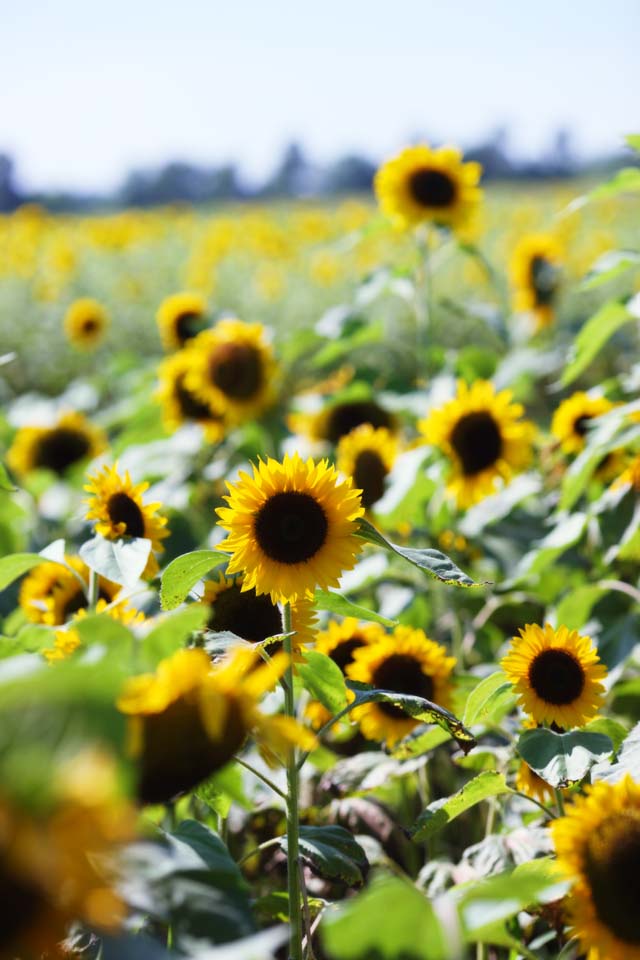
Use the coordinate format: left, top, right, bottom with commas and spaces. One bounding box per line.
501, 623, 607, 729
19, 556, 129, 626
7, 411, 107, 478
347, 625, 456, 747
551, 392, 615, 456
185, 320, 277, 425
84, 463, 169, 579
551, 775, 640, 960
63, 297, 110, 350
290, 398, 397, 446
156, 291, 208, 351
336, 424, 399, 509
156, 349, 226, 442
306, 618, 386, 729
510, 234, 563, 330
375, 144, 482, 232
217, 453, 364, 604
419, 379, 535, 508
118, 647, 315, 804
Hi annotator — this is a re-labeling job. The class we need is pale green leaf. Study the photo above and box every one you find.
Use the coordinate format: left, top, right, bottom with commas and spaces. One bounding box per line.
410, 771, 512, 841
160, 549, 229, 610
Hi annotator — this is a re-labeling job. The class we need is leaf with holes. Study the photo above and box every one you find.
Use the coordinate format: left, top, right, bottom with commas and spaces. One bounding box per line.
160, 549, 229, 610
280, 825, 368, 887
410, 772, 512, 841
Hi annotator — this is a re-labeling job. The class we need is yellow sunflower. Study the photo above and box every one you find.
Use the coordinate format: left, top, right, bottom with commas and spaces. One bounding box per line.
305, 617, 386, 729
419, 379, 535, 508
84, 463, 169, 579
63, 297, 110, 350
551, 392, 615, 456
217, 453, 364, 604
118, 647, 315, 804
515, 759, 555, 805
156, 349, 226, 443
289, 398, 397, 446
612, 453, 640, 492
374, 144, 482, 232
156, 291, 208, 351
7, 411, 107, 479
501, 623, 607, 729
42, 627, 82, 663
510, 234, 563, 330
336, 424, 399, 509
19, 556, 125, 626
551, 775, 640, 960
346, 625, 456, 747
185, 319, 277, 425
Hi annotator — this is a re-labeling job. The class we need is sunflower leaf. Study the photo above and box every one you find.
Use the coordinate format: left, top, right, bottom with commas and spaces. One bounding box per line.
516, 727, 613, 788
141, 605, 210, 667
410, 771, 512, 841
561, 299, 632, 386
0, 547, 68, 592
159, 549, 230, 610
298, 650, 348, 714
280, 825, 369, 887
355, 517, 480, 588
314, 589, 397, 627
80, 534, 151, 587
0, 462, 16, 492
592, 720, 640, 783
463, 671, 517, 728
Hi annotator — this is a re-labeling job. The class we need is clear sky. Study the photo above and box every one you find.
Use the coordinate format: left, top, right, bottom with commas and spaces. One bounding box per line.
2, 0, 638, 191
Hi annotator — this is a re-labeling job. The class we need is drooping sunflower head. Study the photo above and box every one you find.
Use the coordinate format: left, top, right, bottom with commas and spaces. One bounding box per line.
419, 379, 535, 508
19, 556, 121, 626
290, 398, 397, 446
185, 319, 277, 425
7, 411, 107, 479
336, 424, 399, 509
501, 623, 607, 729
551, 775, 640, 960
156, 291, 208, 351
374, 144, 482, 232
84, 463, 169, 579
510, 234, 563, 330
346, 625, 456, 747
551, 392, 615, 456
217, 453, 364, 604
63, 297, 110, 350
156, 349, 226, 442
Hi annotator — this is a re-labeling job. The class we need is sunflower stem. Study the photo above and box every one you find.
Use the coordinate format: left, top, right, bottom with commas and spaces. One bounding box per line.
87, 568, 98, 611
233, 756, 287, 801
282, 602, 303, 960
554, 787, 566, 818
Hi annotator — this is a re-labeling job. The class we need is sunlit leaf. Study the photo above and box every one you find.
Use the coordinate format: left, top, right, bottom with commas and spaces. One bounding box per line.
516, 727, 613, 788
80, 534, 151, 587
298, 651, 348, 715
314, 589, 397, 627
160, 549, 229, 610
561, 300, 632, 386
410, 772, 512, 841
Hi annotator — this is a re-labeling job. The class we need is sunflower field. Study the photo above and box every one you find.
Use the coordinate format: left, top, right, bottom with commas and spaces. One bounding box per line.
0, 139, 639, 960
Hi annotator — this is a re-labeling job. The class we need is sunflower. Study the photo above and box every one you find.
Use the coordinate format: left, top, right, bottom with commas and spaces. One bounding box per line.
185, 319, 277, 425
305, 617, 386, 729
419, 379, 535, 508
501, 623, 607, 729
118, 647, 315, 804
510, 234, 563, 330
612, 453, 640, 492
7, 411, 107, 478
217, 453, 364, 604
84, 463, 169, 579
346, 625, 456, 747
19, 555, 124, 626
289, 398, 397, 446
156, 291, 208, 351
515, 759, 555, 806
156, 349, 226, 443
374, 144, 482, 232
42, 628, 82, 663
551, 775, 640, 960
336, 424, 399, 509
63, 297, 110, 350
551, 392, 615, 456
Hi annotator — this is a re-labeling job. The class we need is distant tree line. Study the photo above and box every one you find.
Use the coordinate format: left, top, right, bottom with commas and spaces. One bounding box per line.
0, 129, 635, 213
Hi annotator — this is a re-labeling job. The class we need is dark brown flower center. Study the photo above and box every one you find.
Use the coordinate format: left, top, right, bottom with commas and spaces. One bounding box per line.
584, 811, 640, 945
529, 256, 559, 307
175, 374, 219, 421
207, 583, 283, 643
528, 649, 585, 705
372, 653, 435, 719
573, 415, 593, 438
82, 318, 99, 334
330, 637, 366, 674
353, 450, 388, 508
33, 427, 91, 475
107, 492, 146, 538
409, 168, 456, 209
254, 491, 328, 565
450, 411, 503, 476
325, 402, 393, 445
209, 343, 263, 400
61, 584, 111, 622
174, 311, 202, 345
0, 859, 47, 949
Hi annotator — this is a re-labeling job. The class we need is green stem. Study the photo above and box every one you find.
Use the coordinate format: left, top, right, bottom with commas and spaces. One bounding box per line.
555, 787, 566, 818
237, 836, 282, 867
282, 602, 303, 960
296, 703, 352, 771
513, 790, 556, 819
233, 756, 287, 801
87, 568, 98, 611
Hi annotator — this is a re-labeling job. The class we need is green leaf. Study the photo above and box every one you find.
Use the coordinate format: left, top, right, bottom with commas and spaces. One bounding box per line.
463, 672, 516, 727
73, 614, 134, 655
625, 134, 640, 152
459, 473, 542, 537
79, 535, 151, 587
298, 651, 348, 715
585, 717, 628, 753
348, 681, 476, 753
140, 605, 209, 668
355, 516, 480, 588
589, 166, 640, 199
391, 725, 452, 759
314, 589, 397, 627
580, 250, 640, 290
0, 551, 66, 592
0, 463, 16, 492
321, 872, 453, 960
196, 763, 251, 817
592, 720, 640, 783
554, 584, 606, 630
561, 300, 632, 386
510, 512, 587, 584
160, 549, 229, 610
281, 825, 368, 886
516, 727, 613, 788
410, 771, 512, 841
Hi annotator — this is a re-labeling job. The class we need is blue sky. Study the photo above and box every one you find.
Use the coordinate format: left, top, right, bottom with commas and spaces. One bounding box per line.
2, 0, 638, 190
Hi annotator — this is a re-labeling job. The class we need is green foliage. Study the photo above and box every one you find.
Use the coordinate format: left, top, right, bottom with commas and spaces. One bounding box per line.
314, 588, 397, 627
281, 825, 369, 886
79, 534, 151, 587
160, 549, 230, 609
516, 727, 613, 787
410, 772, 512, 841
298, 650, 348, 715
140, 605, 209, 667
463, 671, 517, 727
